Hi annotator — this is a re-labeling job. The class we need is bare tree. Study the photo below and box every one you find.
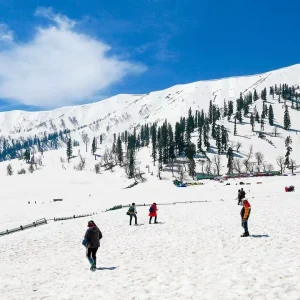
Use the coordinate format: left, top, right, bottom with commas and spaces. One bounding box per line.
276, 156, 286, 174
94, 163, 101, 174
233, 158, 243, 173
135, 169, 146, 183
178, 165, 184, 182
7, 164, 13, 176
262, 162, 274, 172
102, 149, 114, 165
38, 157, 43, 166
75, 155, 86, 171
289, 159, 297, 173
236, 142, 242, 152
255, 152, 264, 172
28, 163, 34, 173
157, 167, 162, 180
205, 160, 212, 175
213, 155, 221, 176
242, 145, 253, 172
82, 133, 90, 152
199, 159, 206, 174
17, 168, 26, 175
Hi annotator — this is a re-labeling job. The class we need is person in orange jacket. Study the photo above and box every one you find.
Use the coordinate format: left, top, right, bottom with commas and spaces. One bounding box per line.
240, 199, 251, 237
149, 203, 158, 224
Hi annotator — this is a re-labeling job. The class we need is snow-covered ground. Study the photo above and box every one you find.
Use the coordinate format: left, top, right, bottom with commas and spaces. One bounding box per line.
1, 172, 300, 300
1, 64, 300, 299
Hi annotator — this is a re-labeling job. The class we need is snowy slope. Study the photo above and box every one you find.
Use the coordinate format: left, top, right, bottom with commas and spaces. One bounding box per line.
1, 64, 300, 139
0, 174, 300, 300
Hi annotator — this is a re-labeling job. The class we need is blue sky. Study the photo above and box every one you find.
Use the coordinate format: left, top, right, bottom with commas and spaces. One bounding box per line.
0, 0, 300, 111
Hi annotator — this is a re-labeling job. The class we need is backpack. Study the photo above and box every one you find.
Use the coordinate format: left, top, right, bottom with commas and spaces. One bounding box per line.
149, 206, 154, 213
128, 206, 134, 213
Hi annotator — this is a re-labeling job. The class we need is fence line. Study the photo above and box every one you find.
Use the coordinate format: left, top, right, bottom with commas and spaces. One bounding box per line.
107, 200, 212, 211
54, 213, 95, 222
0, 212, 97, 238
0, 218, 47, 236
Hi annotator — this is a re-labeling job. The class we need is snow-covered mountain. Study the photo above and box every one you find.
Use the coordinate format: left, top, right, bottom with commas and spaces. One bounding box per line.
1, 63, 300, 140
1, 63, 300, 176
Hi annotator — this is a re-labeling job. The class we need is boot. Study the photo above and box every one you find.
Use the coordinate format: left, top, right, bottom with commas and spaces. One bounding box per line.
241, 232, 250, 237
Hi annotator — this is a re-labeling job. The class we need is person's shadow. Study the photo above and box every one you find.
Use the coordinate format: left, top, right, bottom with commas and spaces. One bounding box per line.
97, 267, 117, 271
251, 234, 269, 238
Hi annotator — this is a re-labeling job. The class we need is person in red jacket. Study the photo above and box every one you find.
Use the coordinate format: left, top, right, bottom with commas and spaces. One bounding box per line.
149, 203, 158, 224
240, 199, 251, 237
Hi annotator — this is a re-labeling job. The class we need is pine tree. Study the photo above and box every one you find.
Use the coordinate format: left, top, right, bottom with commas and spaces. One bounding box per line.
255, 111, 260, 123
284, 105, 291, 130
234, 115, 237, 136
91, 137, 97, 155
216, 125, 222, 154
197, 126, 202, 153
128, 148, 135, 178
175, 122, 181, 155
237, 110, 243, 123
254, 89, 259, 101
203, 121, 210, 151
268, 104, 274, 126
208, 100, 213, 124
186, 143, 196, 178
66, 138, 72, 162
226, 147, 234, 174
228, 101, 234, 120
221, 125, 228, 152
261, 88, 267, 101
250, 113, 255, 131
116, 136, 123, 165
285, 136, 292, 166
168, 124, 176, 170
151, 125, 157, 165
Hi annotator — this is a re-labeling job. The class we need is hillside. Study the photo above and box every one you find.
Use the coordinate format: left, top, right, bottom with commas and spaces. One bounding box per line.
1, 63, 300, 181
1, 65, 300, 300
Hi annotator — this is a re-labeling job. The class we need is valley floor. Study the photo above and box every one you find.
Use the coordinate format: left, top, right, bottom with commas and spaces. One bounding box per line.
1, 175, 300, 300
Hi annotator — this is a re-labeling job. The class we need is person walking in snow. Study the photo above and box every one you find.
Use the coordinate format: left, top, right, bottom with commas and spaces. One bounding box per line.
238, 188, 246, 205
240, 199, 251, 237
127, 203, 137, 226
82, 220, 102, 271
237, 189, 241, 205
149, 203, 158, 224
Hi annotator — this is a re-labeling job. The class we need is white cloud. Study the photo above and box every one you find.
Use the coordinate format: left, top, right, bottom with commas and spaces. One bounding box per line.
0, 24, 14, 43
34, 7, 76, 30
0, 8, 146, 108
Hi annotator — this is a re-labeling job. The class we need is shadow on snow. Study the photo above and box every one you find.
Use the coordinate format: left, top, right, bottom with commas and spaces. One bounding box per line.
97, 267, 117, 271
251, 234, 269, 238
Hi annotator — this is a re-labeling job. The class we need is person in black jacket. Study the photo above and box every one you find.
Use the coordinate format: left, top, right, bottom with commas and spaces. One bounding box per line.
83, 220, 102, 270
238, 188, 246, 205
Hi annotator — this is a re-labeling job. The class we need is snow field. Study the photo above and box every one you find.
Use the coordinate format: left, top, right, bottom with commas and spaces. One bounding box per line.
1, 175, 300, 299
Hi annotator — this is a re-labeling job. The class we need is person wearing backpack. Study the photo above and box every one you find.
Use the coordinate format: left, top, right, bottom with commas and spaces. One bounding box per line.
240, 199, 251, 237
149, 203, 158, 224
82, 220, 102, 271
127, 203, 137, 225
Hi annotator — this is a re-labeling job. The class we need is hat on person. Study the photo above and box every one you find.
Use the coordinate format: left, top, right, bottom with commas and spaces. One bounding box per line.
88, 220, 95, 227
